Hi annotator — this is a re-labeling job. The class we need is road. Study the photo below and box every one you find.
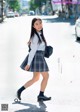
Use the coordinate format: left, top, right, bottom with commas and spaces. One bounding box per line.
0, 15, 80, 112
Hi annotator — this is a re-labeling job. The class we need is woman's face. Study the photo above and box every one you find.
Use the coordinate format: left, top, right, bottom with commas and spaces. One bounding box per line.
33, 19, 43, 32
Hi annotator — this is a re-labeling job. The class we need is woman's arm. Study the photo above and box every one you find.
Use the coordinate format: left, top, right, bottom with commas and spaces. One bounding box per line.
27, 34, 39, 66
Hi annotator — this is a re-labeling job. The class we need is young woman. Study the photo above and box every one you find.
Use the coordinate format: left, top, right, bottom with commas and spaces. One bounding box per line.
17, 18, 51, 101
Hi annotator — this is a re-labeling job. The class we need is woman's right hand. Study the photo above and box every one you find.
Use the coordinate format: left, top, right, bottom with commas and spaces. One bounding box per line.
24, 65, 30, 71
27, 40, 31, 45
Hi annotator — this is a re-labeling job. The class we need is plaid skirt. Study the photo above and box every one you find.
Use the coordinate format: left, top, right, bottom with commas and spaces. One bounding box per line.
20, 51, 49, 72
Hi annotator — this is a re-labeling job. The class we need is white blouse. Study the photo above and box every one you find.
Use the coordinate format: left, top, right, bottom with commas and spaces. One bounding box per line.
27, 32, 45, 66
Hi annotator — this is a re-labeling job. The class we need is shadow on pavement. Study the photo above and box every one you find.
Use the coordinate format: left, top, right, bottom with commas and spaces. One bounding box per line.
75, 40, 80, 43
12, 101, 48, 112
42, 16, 75, 25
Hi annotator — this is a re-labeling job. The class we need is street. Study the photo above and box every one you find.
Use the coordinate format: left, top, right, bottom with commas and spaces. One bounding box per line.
0, 15, 80, 112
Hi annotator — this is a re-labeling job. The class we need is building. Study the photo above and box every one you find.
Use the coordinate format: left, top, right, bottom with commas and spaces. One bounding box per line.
20, 0, 29, 14
20, 0, 29, 10
51, 0, 80, 18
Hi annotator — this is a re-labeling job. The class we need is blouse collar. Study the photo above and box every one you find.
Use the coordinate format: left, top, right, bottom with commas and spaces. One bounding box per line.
37, 31, 41, 35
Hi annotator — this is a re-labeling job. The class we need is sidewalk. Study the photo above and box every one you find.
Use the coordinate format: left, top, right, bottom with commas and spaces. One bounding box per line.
1, 42, 80, 112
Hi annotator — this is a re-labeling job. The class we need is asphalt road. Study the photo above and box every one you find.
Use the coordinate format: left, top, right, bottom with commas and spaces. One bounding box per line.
0, 15, 80, 112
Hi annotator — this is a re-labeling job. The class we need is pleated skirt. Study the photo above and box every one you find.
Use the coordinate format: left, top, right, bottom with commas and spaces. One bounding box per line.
20, 51, 49, 72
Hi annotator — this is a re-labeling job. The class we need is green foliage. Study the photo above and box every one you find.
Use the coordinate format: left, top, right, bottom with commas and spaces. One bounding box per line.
29, 0, 36, 11
29, 0, 46, 10
8, 0, 20, 11
34, 0, 46, 7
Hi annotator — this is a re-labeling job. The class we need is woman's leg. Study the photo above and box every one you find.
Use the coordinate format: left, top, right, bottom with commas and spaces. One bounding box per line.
38, 72, 51, 101
17, 72, 40, 100
24, 72, 40, 88
40, 72, 49, 92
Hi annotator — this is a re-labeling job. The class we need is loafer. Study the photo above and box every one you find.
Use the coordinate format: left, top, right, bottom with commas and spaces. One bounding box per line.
37, 95, 51, 101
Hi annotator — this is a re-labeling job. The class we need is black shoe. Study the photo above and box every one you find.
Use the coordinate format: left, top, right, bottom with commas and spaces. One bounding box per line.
17, 90, 21, 100
37, 95, 51, 101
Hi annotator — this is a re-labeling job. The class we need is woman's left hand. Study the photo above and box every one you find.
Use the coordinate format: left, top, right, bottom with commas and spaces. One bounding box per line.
24, 65, 30, 71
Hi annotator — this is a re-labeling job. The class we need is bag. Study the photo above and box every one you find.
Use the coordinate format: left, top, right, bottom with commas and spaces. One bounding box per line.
44, 45, 53, 58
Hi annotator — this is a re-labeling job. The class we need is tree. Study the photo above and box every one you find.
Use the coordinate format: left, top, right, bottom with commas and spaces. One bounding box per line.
8, 0, 20, 11
29, 0, 46, 11
29, 0, 36, 11
34, 0, 46, 10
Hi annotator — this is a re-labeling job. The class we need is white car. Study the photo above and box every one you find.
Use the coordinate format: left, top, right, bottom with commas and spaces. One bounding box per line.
75, 17, 80, 41
7, 11, 15, 18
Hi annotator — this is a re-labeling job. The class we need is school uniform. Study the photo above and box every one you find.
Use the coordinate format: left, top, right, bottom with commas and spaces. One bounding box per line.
20, 32, 49, 72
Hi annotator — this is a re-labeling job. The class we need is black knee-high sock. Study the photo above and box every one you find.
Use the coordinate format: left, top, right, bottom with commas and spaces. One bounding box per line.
17, 86, 25, 100
39, 91, 44, 96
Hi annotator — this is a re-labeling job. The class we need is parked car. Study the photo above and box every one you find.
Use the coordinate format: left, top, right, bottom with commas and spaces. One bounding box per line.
28, 10, 35, 15
7, 11, 15, 18
75, 17, 80, 41
14, 11, 19, 17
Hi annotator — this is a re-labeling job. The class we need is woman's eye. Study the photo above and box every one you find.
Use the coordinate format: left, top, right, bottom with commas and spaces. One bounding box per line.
36, 23, 38, 25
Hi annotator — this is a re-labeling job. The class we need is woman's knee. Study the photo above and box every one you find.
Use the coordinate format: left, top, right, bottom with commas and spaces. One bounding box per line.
41, 72, 49, 80
33, 77, 39, 82
32, 72, 40, 82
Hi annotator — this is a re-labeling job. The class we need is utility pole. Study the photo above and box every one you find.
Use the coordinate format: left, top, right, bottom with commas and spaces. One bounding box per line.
0, 0, 3, 23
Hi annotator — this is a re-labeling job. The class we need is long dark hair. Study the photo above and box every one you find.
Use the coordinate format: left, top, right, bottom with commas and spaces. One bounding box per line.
28, 18, 47, 45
